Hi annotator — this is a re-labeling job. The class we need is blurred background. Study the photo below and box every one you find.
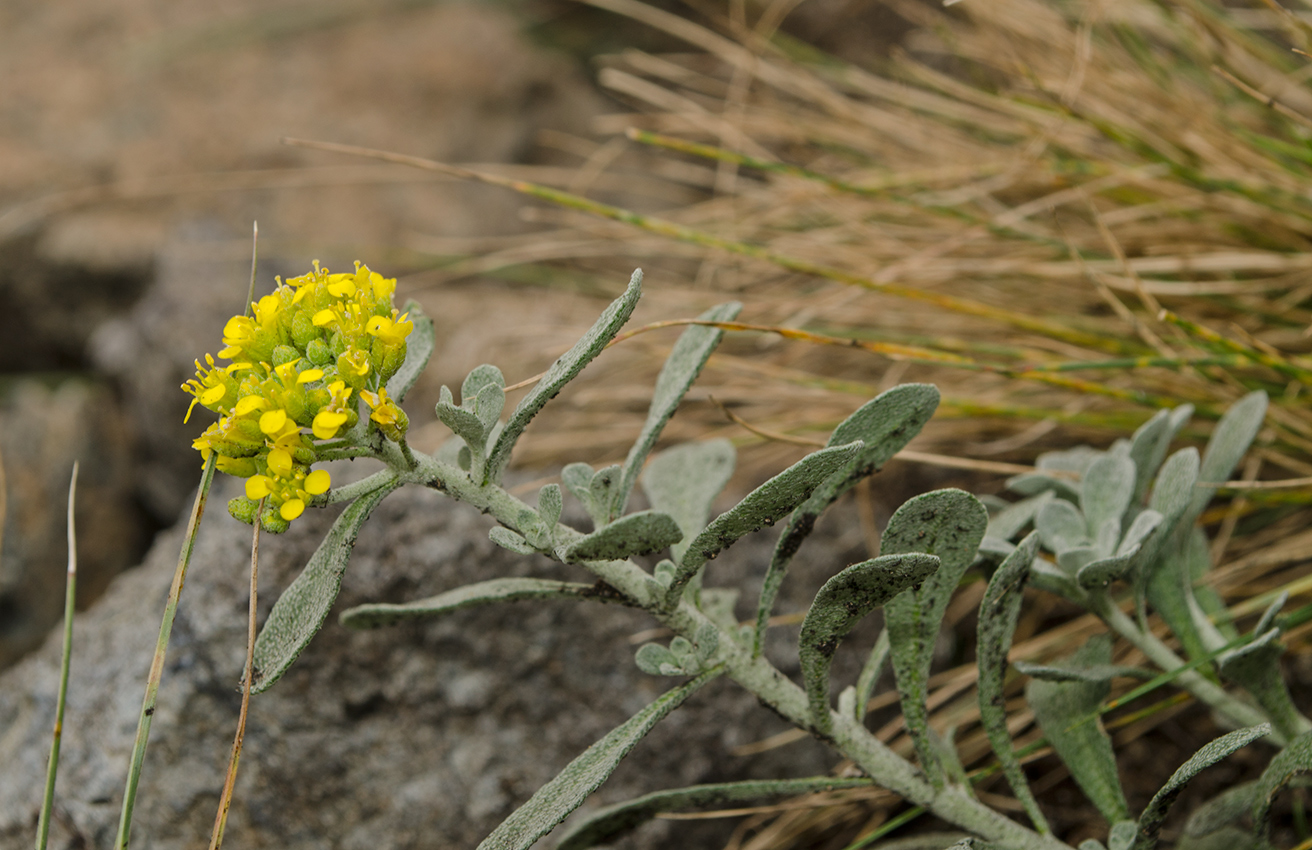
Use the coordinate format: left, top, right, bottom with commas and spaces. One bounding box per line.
4, 0, 1312, 844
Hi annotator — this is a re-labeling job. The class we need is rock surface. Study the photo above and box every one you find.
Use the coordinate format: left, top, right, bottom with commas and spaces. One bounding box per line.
0, 473, 875, 849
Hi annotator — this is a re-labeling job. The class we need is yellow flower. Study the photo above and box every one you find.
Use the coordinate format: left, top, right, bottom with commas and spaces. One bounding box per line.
313, 409, 349, 440
365, 313, 414, 346
304, 469, 331, 495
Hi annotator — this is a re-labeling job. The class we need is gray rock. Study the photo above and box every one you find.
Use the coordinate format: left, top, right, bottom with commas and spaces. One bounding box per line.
0, 473, 875, 849
0, 378, 147, 672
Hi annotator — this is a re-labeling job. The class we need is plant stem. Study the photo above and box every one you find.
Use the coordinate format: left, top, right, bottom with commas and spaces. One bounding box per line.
405, 454, 1072, 850
36, 463, 78, 850
115, 455, 216, 850
1094, 595, 1277, 741
208, 499, 262, 850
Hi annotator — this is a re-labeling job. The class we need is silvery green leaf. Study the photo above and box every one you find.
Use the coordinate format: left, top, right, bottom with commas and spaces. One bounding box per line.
1037, 499, 1091, 554
588, 465, 621, 527
1129, 406, 1192, 504
474, 382, 505, 433
978, 536, 1016, 563
800, 552, 942, 734
538, 483, 563, 529
1028, 557, 1085, 602
698, 588, 740, 632
339, 577, 600, 629
384, 300, 434, 403
252, 481, 400, 693
462, 363, 505, 406
652, 559, 676, 588
613, 301, 742, 521
755, 384, 940, 652
1038, 445, 1105, 475
693, 622, 719, 663
837, 686, 857, 718
484, 269, 643, 485
439, 385, 454, 407
988, 491, 1054, 542
634, 643, 683, 676
1081, 841, 1108, 850
1095, 516, 1122, 559
564, 510, 683, 562
944, 838, 1003, 850
1148, 447, 1200, 524
1147, 527, 1216, 662
553, 777, 872, 850
853, 628, 891, 722
1184, 782, 1258, 838
1133, 724, 1270, 850
1190, 391, 1267, 524
1077, 547, 1140, 590
489, 526, 537, 555
1118, 510, 1162, 556
929, 726, 972, 791
1253, 730, 1312, 848
1254, 591, 1289, 638
477, 667, 720, 850
1027, 635, 1129, 823
1015, 661, 1152, 683
1218, 629, 1309, 742
1006, 472, 1081, 502
1058, 546, 1098, 574
641, 439, 736, 565
883, 489, 989, 785
1081, 454, 1136, 537
562, 462, 594, 506
666, 442, 862, 608
669, 636, 697, 671
1110, 820, 1137, 850
457, 444, 471, 472
435, 397, 488, 450
976, 532, 1049, 833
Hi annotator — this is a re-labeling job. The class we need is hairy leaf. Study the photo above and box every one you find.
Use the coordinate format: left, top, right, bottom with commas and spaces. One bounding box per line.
462, 363, 505, 405
883, 489, 989, 785
755, 384, 939, 652
1027, 635, 1128, 823
613, 301, 741, 520
976, 532, 1049, 833
484, 269, 642, 484
339, 577, 602, 629
666, 442, 861, 608
1133, 724, 1270, 850
476, 668, 721, 850
252, 481, 399, 693
384, 300, 434, 403
564, 510, 684, 562
562, 462, 594, 505
538, 483, 563, 529
1218, 630, 1308, 743
435, 398, 489, 451
553, 777, 872, 850
641, 439, 736, 564
634, 643, 685, 676
489, 526, 537, 555
799, 553, 941, 733
1189, 391, 1267, 525
1148, 527, 1222, 662
988, 492, 1054, 542
1184, 782, 1259, 839
1006, 472, 1081, 503
1081, 454, 1136, 538
1253, 731, 1312, 847
1076, 548, 1141, 590
1037, 499, 1091, 555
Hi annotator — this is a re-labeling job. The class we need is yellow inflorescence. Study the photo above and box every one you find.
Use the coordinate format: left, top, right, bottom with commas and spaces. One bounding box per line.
182, 261, 414, 530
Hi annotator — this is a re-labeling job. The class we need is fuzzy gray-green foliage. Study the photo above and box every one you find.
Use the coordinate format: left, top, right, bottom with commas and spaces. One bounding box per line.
240, 273, 1302, 850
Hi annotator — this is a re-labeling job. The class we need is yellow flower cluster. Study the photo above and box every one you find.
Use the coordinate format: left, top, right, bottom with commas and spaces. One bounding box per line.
183, 262, 414, 530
